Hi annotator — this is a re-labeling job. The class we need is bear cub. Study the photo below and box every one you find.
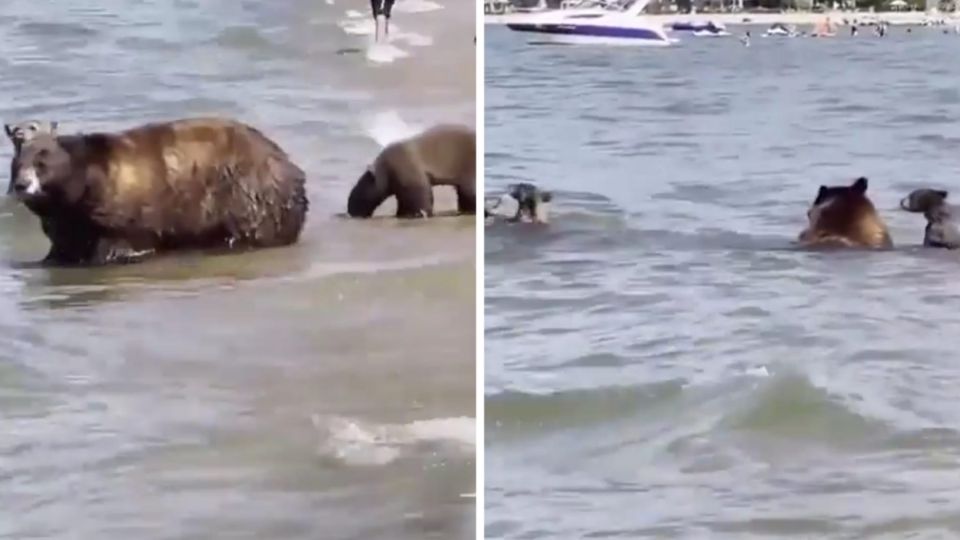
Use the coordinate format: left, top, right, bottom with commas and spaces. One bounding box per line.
900, 188, 960, 249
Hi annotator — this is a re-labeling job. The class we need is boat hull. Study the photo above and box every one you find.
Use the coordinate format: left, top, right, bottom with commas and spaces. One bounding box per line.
507, 22, 672, 45
692, 29, 730, 37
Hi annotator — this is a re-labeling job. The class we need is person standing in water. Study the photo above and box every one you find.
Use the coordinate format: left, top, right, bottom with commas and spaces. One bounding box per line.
370, 0, 396, 43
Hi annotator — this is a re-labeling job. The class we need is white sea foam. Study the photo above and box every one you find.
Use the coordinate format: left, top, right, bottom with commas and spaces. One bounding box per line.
393, 31, 433, 47
339, 17, 374, 35
365, 41, 409, 64
394, 0, 445, 13
314, 414, 475, 466
745, 365, 770, 378
362, 110, 423, 147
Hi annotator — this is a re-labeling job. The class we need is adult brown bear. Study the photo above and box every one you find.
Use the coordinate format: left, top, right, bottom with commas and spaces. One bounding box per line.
8, 117, 309, 266
346, 124, 475, 218
797, 176, 892, 249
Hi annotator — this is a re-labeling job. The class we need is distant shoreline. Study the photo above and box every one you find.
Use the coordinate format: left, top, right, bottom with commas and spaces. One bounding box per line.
484, 10, 957, 26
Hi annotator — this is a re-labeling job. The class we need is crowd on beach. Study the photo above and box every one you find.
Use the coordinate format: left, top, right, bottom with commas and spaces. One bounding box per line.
735, 13, 960, 44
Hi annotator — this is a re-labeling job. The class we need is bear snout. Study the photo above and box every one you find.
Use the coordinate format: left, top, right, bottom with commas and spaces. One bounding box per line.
8, 167, 42, 198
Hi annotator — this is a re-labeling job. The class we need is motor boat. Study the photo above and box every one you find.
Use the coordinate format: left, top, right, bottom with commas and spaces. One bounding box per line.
505, 0, 673, 46
692, 22, 730, 37
671, 20, 726, 33
763, 22, 799, 37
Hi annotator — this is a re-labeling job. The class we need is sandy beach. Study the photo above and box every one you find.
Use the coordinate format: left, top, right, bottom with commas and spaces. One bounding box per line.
485, 9, 958, 26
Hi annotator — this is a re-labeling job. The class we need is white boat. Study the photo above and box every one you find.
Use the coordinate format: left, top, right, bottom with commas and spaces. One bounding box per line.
670, 20, 725, 32
763, 23, 798, 37
692, 23, 730, 37
505, 0, 673, 46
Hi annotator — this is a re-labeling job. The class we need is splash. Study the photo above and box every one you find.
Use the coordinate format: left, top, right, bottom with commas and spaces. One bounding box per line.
314, 414, 475, 466
362, 110, 423, 147
365, 41, 409, 64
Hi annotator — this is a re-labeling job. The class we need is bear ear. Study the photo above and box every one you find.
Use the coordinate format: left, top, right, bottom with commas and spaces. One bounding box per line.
852, 177, 868, 194
813, 185, 827, 204
3, 124, 12, 139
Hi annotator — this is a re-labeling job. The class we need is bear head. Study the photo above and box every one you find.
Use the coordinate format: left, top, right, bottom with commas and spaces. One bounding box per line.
900, 188, 949, 220
8, 135, 85, 211
508, 183, 552, 224
347, 166, 392, 218
486, 183, 553, 224
798, 176, 890, 248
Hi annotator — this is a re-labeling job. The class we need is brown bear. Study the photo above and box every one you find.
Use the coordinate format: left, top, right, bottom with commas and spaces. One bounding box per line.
346, 124, 475, 218
797, 176, 892, 249
8, 117, 309, 266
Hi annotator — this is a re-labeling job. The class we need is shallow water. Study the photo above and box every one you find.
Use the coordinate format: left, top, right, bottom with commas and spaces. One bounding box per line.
0, 1, 475, 539
485, 25, 960, 538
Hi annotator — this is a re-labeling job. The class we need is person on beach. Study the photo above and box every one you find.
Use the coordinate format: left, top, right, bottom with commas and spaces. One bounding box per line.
370, 0, 396, 43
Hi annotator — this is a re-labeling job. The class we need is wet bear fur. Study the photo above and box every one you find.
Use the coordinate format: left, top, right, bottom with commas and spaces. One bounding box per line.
900, 188, 960, 249
347, 124, 475, 218
8, 117, 309, 266
797, 176, 892, 249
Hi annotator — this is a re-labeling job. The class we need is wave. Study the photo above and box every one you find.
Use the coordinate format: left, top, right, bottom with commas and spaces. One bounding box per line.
486, 381, 684, 440
718, 370, 890, 450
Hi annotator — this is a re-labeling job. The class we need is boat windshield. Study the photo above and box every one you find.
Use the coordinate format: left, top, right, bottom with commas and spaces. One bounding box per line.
560, 0, 619, 8
608, 0, 650, 13
560, 0, 644, 12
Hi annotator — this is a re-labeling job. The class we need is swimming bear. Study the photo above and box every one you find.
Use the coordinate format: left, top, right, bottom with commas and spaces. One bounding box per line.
8, 117, 309, 266
485, 182, 552, 224
900, 188, 960, 249
797, 176, 892, 249
346, 124, 475, 218
5, 120, 58, 154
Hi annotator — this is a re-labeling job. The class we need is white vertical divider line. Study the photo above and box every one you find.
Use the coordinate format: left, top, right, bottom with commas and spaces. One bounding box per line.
474, 0, 486, 536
